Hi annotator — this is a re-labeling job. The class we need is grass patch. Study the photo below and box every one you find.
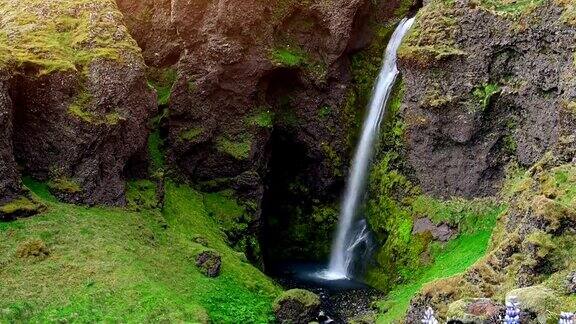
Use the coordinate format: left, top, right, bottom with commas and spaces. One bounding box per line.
375, 224, 501, 322
0, 179, 279, 323
47, 176, 82, 194
148, 130, 165, 173
474, 0, 543, 14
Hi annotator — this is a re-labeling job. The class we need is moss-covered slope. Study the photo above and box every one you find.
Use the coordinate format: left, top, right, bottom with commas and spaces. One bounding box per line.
0, 179, 280, 322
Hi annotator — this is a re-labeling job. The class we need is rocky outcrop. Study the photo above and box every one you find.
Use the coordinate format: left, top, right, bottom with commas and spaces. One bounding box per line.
398, 0, 576, 198
117, 0, 414, 262
0, 0, 156, 206
404, 156, 576, 322
273, 289, 321, 324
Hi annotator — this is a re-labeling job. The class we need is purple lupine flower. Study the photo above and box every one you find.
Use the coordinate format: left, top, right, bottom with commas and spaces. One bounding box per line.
504, 296, 520, 324
559, 312, 575, 324
422, 307, 439, 324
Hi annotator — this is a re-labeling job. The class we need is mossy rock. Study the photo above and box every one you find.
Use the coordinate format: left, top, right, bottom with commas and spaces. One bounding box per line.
0, 195, 44, 220
195, 249, 222, 278
273, 289, 320, 324
507, 286, 560, 324
446, 298, 503, 323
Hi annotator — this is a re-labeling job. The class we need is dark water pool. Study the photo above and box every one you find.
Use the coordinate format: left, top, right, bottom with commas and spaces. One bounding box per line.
269, 262, 384, 323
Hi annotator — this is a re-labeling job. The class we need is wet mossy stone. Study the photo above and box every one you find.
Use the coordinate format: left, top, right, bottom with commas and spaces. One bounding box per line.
273, 289, 320, 324
447, 298, 503, 323
195, 249, 222, 277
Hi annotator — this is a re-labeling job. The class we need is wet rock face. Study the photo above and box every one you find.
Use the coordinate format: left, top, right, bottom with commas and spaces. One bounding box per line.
0, 0, 156, 206
399, 0, 576, 198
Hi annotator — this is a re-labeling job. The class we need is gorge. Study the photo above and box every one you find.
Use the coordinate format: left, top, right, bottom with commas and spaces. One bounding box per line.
0, 0, 575, 323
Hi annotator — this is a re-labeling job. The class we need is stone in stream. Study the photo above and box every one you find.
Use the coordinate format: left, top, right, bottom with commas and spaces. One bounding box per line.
273, 289, 321, 324
195, 250, 222, 277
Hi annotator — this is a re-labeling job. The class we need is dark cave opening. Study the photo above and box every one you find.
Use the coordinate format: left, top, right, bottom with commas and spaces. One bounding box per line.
258, 67, 343, 273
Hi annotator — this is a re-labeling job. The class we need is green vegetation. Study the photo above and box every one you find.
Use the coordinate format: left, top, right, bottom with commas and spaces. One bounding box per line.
216, 135, 253, 160
270, 46, 308, 67
68, 89, 122, 125
203, 190, 254, 246
0, 0, 140, 74
179, 127, 204, 142
148, 130, 165, 173
375, 219, 501, 322
0, 196, 43, 216
47, 176, 82, 194
126, 180, 159, 211
398, 0, 466, 66
475, 0, 543, 15
248, 109, 275, 128
366, 77, 506, 321
473, 83, 501, 110
147, 68, 178, 106
0, 179, 279, 323
273, 289, 320, 311
318, 105, 332, 119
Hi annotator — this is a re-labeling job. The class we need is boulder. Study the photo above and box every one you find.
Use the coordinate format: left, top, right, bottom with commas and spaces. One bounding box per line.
273, 289, 321, 324
507, 286, 560, 324
0, 0, 156, 206
195, 250, 222, 278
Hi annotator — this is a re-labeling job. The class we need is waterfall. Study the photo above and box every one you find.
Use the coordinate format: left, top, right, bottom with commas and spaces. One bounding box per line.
323, 17, 415, 280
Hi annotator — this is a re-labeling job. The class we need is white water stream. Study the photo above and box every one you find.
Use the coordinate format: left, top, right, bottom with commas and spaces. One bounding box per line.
322, 17, 415, 280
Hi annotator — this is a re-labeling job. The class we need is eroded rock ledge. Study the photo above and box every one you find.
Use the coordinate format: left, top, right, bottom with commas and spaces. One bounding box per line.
0, 0, 155, 215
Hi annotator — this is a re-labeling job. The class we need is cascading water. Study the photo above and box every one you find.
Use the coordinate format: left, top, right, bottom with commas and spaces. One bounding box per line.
323, 17, 415, 280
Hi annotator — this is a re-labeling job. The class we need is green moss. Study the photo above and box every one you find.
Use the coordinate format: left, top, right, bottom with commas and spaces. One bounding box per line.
247, 109, 274, 128
0, 197, 42, 215
475, 0, 543, 15
68, 89, 122, 125
179, 127, 204, 142
321, 142, 343, 177
0, 179, 280, 323
126, 180, 159, 211
148, 130, 165, 173
203, 191, 252, 240
0, 0, 140, 74
318, 105, 332, 119
48, 177, 82, 194
147, 68, 177, 106
273, 289, 320, 312
473, 83, 501, 110
398, 0, 466, 66
216, 135, 252, 160
270, 46, 308, 67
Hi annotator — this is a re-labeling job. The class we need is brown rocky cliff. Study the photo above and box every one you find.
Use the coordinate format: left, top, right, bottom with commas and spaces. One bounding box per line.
117, 0, 411, 198
398, 0, 576, 199
0, 0, 156, 210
